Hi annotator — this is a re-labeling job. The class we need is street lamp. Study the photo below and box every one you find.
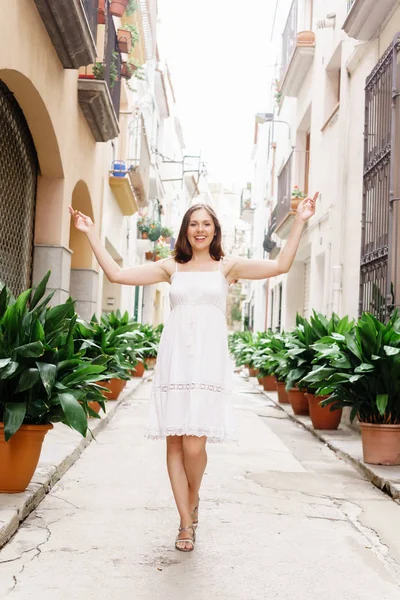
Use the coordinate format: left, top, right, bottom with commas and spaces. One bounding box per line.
255, 112, 292, 141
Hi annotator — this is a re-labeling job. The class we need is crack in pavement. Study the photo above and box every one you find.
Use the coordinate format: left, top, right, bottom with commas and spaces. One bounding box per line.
1, 513, 73, 597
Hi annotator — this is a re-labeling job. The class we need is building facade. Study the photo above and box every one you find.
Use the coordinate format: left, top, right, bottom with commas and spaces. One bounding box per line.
253, 0, 400, 332
0, 0, 199, 326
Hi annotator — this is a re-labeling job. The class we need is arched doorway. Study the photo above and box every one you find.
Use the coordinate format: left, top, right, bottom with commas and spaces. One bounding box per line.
0, 80, 38, 296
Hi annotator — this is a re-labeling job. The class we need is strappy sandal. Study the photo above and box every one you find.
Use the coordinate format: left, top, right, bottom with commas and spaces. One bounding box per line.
191, 496, 200, 529
175, 525, 196, 552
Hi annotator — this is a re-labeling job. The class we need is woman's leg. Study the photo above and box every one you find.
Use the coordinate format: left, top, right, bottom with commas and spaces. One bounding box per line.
166, 436, 193, 550
182, 435, 207, 514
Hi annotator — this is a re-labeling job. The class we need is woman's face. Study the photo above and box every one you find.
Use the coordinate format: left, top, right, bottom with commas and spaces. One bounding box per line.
186, 208, 216, 251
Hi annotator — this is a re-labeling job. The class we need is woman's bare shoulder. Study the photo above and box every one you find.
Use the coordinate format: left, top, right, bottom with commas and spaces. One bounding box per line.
157, 256, 176, 279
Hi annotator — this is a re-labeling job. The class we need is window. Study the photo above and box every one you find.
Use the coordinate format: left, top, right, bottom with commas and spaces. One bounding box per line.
322, 44, 342, 130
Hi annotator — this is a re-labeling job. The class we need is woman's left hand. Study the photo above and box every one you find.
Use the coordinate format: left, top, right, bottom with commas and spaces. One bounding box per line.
296, 192, 319, 222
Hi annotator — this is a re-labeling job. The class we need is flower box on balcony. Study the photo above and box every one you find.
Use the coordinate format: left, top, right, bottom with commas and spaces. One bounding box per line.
110, 0, 129, 17
98, 0, 105, 23
118, 29, 133, 54
280, 30, 315, 99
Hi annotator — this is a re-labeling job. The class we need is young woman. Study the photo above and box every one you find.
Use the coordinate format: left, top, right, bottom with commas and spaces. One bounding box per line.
69, 194, 318, 552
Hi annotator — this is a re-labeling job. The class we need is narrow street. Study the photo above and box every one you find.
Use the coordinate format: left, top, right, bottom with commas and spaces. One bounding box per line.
1, 375, 400, 600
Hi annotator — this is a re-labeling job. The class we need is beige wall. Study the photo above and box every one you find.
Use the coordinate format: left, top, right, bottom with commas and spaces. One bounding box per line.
0, 0, 109, 286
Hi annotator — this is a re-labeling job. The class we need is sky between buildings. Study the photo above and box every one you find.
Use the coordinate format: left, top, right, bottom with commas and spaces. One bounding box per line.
157, 0, 290, 188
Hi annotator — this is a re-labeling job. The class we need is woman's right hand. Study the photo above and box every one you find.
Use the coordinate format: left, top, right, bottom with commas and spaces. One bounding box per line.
68, 206, 94, 234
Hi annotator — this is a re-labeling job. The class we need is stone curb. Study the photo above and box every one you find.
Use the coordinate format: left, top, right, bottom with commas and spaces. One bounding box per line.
0, 374, 150, 549
256, 383, 400, 504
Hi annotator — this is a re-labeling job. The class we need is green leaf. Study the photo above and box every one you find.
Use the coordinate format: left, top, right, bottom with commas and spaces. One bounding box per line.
0, 358, 11, 369
36, 362, 57, 397
16, 368, 40, 393
13, 341, 44, 358
44, 302, 75, 332
384, 345, 400, 356
0, 285, 8, 320
376, 394, 389, 416
14, 288, 32, 316
58, 393, 87, 437
61, 364, 105, 385
354, 363, 374, 373
30, 271, 51, 309
4, 403, 27, 441
344, 333, 363, 361
0, 361, 19, 379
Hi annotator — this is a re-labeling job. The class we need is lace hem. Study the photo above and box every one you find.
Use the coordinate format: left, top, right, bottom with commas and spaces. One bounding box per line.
154, 382, 232, 394
145, 427, 238, 443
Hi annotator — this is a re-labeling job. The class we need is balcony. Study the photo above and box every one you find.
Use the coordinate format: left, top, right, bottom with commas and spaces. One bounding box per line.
275, 154, 296, 240
280, 0, 315, 99
343, 0, 399, 40
78, 4, 121, 142
109, 162, 138, 216
33, 0, 97, 69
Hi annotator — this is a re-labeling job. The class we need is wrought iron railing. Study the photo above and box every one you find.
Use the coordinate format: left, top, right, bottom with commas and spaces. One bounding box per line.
104, 4, 122, 117
81, 0, 98, 42
276, 153, 293, 228
359, 36, 400, 320
281, 0, 298, 81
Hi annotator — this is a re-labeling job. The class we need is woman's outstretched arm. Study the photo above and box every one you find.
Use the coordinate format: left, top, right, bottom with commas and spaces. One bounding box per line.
69, 207, 173, 286
226, 192, 319, 282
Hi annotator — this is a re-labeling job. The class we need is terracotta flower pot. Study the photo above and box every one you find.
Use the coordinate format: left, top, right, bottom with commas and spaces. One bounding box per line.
110, 0, 128, 17
132, 362, 145, 377
297, 31, 315, 44
117, 29, 133, 54
99, 378, 126, 400
145, 357, 157, 369
306, 393, 342, 430
141, 231, 149, 239
248, 367, 259, 377
0, 423, 53, 493
262, 375, 277, 392
276, 380, 289, 404
287, 388, 309, 415
360, 423, 400, 465
88, 401, 102, 414
145, 251, 154, 261
98, 0, 105, 23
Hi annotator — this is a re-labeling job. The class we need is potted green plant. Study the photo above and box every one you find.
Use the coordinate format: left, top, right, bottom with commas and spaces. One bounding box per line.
137, 216, 150, 239
75, 310, 137, 400
291, 186, 306, 210
264, 332, 289, 403
110, 0, 129, 17
128, 323, 163, 372
252, 331, 276, 391
154, 243, 171, 261
161, 226, 173, 243
298, 312, 354, 429
92, 52, 119, 88
303, 312, 400, 464
117, 28, 133, 54
0, 272, 108, 493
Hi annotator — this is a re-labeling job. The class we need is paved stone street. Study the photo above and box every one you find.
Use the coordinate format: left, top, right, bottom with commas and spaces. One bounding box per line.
1, 375, 400, 600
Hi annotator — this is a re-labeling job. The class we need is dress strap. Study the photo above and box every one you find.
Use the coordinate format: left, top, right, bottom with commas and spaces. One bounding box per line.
175, 261, 179, 273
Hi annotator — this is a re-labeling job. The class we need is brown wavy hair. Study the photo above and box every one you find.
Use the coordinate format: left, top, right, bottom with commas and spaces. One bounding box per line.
173, 203, 225, 264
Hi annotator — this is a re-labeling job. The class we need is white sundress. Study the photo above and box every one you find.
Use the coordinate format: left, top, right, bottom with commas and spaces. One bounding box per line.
146, 259, 237, 443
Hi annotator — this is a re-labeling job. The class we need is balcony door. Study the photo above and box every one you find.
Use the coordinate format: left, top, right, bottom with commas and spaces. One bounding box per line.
0, 81, 38, 296
359, 36, 400, 320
